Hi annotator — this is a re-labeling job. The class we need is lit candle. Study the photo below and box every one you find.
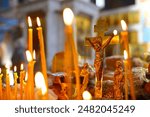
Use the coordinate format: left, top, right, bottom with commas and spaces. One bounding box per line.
123, 50, 128, 100
5, 65, 10, 100
26, 50, 35, 100
63, 8, 80, 99
121, 20, 136, 100
20, 64, 25, 99
13, 66, 18, 99
82, 91, 92, 100
35, 72, 48, 100
0, 68, 3, 99
36, 17, 48, 91
28, 16, 33, 54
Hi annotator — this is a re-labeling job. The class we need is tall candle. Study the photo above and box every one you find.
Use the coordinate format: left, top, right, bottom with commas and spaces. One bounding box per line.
26, 50, 35, 100
63, 8, 80, 99
28, 16, 33, 54
36, 17, 48, 91
20, 64, 25, 99
35, 72, 48, 100
123, 50, 128, 100
5, 65, 10, 100
13, 66, 18, 99
121, 20, 135, 100
0, 68, 3, 99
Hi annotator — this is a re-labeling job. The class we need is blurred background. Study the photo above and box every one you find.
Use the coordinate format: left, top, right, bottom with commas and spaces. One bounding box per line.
0, 0, 150, 71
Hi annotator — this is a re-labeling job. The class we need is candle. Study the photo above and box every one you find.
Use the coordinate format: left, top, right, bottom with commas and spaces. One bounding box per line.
28, 16, 33, 54
13, 66, 18, 99
82, 91, 92, 100
35, 72, 48, 100
20, 64, 25, 99
36, 17, 48, 91
0, 68, 3, 99
123, 50, 128, 100
63, 8, 80, 99
5, 65, 10, 100
26, 50, 35, 100
121, 20, 136, 100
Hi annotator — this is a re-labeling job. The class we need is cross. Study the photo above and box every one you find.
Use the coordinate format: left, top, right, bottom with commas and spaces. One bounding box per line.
84, 16, 114, 99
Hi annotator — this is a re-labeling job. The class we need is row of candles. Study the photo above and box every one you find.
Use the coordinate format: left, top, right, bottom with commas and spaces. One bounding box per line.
0, 16, 48, 100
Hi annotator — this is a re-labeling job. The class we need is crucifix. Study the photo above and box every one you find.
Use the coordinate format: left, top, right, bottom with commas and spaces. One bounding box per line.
85, 17, 114, 99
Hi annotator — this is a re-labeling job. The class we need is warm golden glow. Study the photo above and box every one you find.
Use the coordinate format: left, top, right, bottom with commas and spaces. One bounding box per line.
36, 17, 41, 27
14, 66, 17, 72
33, 50, 36, 60
121, 20, 127, 31
113, 30, 118, 35
63, 8, 74, 25
26, 50, 33, 62
20, 64, 24, 70
25, 72, 28, 81
28, 16, 32, 27
35, 72, 47, 95
0, 68, 1, 74
82, 91, 92, 100
124, 50, 128, 60
5, 64, 10, 74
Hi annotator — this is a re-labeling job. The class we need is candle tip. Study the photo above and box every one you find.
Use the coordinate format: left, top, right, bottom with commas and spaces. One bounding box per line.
26, 50, 33, 62
124, 50, 128, 59
33, 50, 36, 60
63, 8, 74, 25
20, 64, 24, 70
36, 17, 41, 27
28, 16, 32, 27
14, 66, 17, 72
121, 20, 127, 31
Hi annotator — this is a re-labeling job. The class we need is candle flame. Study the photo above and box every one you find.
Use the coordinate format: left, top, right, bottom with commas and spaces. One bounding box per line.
26, 50, 33, 62
121, 20, 127, 31
20, 64, 24, 70
82, 91, 92, 100
14, 66, 17, 72
124, 50, 128, 60
5, 64, 10, 74
28, 16, 32, 27
35, 72, 47, 95
33, 50, 36, 60
25, 72, 28, 81
63, 8, 74, 25
0, 68, 1, 74
113, 30, 118, 35
36, 17, 41, 27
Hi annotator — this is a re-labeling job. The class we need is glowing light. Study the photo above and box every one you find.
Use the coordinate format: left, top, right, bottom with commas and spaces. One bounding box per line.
28, 16, 32, 27
33, 50, 36, 60
124, 50, 128, 60
14, 66, 17, 72
121, 20, 127, 31
63, 8, 74, 25
113, 30, 118, 35
36, 17, 41, 27
82, 91, 92, 100
0, 68, 1, 74
26, 50, 32, 62
35, 72, 47, 95
20, 64, 24, 70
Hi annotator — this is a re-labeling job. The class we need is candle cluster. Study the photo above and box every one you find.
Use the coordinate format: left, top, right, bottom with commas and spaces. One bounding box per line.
0, 17, 48, 100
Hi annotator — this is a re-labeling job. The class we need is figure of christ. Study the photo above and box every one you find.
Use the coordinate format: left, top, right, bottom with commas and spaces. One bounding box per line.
86, 35, 114, 99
